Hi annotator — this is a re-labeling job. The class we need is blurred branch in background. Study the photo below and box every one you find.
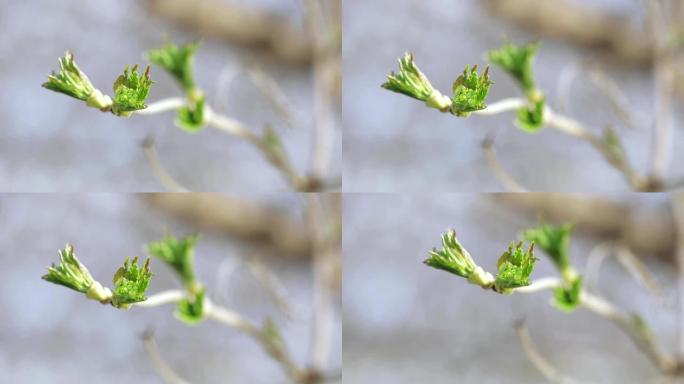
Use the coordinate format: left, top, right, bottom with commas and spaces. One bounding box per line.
146, 194, 311, 257
492, 194, 676, 259
484, 0, 684, 103
146, 0, 312, 66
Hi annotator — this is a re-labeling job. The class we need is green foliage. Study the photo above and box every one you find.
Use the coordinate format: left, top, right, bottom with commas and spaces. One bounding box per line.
552, 277, 582, 312
148, 233, 199, 287
42, 244, 96, 294
451, 65, 492, 116
424, 230, 478, 278
176, 287, 206, 325
516, 98, 545, 133
111, 256, 153, 308
523, 222, 574, 276
176, 95, 206, 132
382, 52, 451, 111
489, 42, 540, 95
43, 52, 113, 111
424, 230, 495, 287
494, 242, 537, 293
147, 41, 199, 92
111, 65, 153, 116
42, 52, 96, 101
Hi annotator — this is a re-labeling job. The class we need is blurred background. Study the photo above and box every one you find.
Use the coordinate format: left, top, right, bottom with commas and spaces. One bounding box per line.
0, 0, 340, 192
0, 193, 341, 383
343, 193, 680, 383
343, 0, 684, 192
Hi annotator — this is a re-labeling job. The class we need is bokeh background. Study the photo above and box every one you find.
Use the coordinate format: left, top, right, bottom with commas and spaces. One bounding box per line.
0, 193, 341, 383
343, 193, 678, 383
0, 0, 340, 192
342, 0, 684, 192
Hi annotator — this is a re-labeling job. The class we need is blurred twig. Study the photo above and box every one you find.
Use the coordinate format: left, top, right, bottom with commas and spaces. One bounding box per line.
142, 330, 192, 384
492, 194, 676, 258
481, 135, 528, 192
146, 0, 312, 66
515, 320, 591, 384
146, 194, 311, 257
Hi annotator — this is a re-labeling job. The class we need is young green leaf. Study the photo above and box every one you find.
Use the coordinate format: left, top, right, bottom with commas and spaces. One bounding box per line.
42, 52, 112, 110
176, 95, 206, 132
516, 98, 545, 133
523, 222, 575, 280
147, 41, 199, 92
42, 244, 97, 294
451, 65, 492, 116
175, 287, 206, 325
111, 256, 153, 308
489, 42, 540, 95
148, 233, 199, 287
494, 242, 537, 293
424, 230, 495, 287
111, 65, 153, 116
552, 277, 582, 312
382, 52, 451, 111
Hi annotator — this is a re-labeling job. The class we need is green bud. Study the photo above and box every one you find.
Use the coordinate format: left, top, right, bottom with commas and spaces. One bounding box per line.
516, 98, 545, 133
176, 94, 206, 133
175, 286, 206, 325
111, 65, 153, 116
451, 65, 492, 116
552, 277, 582, 312
111, 256, 153, 308
494, 241, 537, 293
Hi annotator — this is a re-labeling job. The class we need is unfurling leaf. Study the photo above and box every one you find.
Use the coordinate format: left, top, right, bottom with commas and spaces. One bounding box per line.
148, 233, 199, 287
424, 230, 495, 288
382, 52, 451, 111
451, 65, 492, 116
42, 52, 112, 111
42, 244, 97, 294
489, 42, 540, 95
147, 41, 199, 92
111, 256, 153, 308
111, 65, 153, 116
494, 241, 537, 293
523, 222, 574, 279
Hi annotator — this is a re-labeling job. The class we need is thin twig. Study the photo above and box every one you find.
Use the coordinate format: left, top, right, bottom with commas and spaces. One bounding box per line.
643, 0, 676, 185
142, 330, 192, 384
672, 193, 684, 360
305, 194, 336, 373
135, 97, 186, 115
141, 137, 190, 192
245, 256, 299, 320
304, 0, 336, 182
515, 320, 591, 384
481, 135, 528, 192
475, 97, 649, 190
512, 276, 676, 372
136, 290, 310, 382
245, 64, 299, 129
